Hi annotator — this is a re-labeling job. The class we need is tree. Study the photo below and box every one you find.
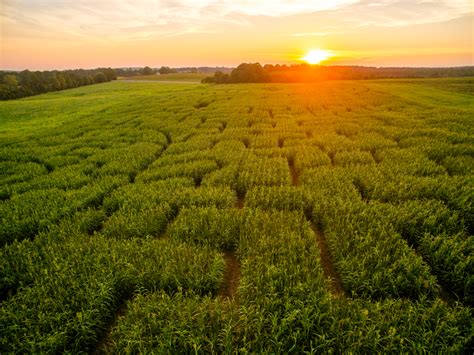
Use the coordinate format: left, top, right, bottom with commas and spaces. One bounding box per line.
201, 76, 215, 83
3, 74, 18, 88
214, 71, 230, 83
0, 68, 117, 100
142, 66, 154, 75
230, 63, 270, 83
0, 75, 19, 99
94, 72, 107, 83
99, 68, 117, 80
158, 66, 177, 74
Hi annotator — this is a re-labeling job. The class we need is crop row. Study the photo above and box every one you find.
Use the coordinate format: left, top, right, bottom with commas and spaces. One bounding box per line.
103, 207, 472, 352
0, 176, 127, 246
0, 212, 224, 353
245, 165, 472, 304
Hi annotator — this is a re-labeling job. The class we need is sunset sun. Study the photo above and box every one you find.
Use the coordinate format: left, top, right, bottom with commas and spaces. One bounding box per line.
302, 49, 333, 64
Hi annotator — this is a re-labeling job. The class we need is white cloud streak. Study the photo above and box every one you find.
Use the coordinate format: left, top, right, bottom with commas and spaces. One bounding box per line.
2, 0, 472, 41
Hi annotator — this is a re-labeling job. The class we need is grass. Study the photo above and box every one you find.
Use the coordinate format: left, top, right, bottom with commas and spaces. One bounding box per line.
0, 77, 473, 352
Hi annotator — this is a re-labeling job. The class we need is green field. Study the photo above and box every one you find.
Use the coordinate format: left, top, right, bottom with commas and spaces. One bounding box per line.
1, 79, 473, 352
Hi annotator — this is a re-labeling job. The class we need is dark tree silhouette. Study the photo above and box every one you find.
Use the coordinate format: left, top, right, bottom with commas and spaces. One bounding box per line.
202, 64, 474, 84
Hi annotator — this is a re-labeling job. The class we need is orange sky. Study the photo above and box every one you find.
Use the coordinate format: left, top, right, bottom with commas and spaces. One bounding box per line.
1, 0, 473, 70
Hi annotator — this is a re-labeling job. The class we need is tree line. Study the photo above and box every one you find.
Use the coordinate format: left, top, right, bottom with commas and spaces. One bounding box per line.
115, 66, 232, 76
115, 66, 178, 77
0, 68, 117, 100
203, 63, 474, 84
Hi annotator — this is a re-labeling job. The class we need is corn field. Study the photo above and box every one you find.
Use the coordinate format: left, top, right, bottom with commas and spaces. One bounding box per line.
0, 79, 473, 352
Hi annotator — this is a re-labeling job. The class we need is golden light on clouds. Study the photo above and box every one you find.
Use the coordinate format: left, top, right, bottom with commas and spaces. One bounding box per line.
302, 50, 333, 64
0, 0, 472, 69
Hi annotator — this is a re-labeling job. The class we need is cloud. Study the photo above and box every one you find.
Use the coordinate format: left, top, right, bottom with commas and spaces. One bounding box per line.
333, 0, 473, 27
292, 30, 346, 37
211, 0, 359, 16
2, 0, 472, 42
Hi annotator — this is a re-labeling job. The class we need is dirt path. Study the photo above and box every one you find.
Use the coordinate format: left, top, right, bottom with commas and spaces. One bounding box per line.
287, 157, 299, 186
235, 196, 245, 209
219, 252, 241, 301
235, 190, 245, 209
93, 298, 129, 353
310, 223, 345, 296
438, 286, 456, 305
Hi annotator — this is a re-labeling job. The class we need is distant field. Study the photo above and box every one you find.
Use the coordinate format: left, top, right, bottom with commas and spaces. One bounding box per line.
374, 76, 474, 96
119, 72, 209, 82
0, 78, 473, 353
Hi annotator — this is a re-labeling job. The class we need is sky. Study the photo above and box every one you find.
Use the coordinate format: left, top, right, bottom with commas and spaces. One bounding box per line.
0, 0, 473, 70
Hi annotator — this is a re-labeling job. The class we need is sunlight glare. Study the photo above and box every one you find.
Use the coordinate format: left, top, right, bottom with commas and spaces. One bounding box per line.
302, 49, 333, 64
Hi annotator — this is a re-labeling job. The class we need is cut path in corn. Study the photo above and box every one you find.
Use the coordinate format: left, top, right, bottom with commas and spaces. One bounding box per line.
92, 132, 175, 353
219, 189, 245, 300
310, 223, 346, 297
287, 155, 345, 297
218, 252, 241, 302
235, 192, 245, 209
94, 298, 129, 354
287, 156, 299, 187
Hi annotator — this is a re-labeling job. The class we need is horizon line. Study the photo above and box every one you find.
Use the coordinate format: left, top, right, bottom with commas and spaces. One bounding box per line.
2, 64, 474, 72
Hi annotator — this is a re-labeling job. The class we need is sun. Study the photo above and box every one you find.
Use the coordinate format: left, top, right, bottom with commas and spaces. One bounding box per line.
302, 49, 333, 64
